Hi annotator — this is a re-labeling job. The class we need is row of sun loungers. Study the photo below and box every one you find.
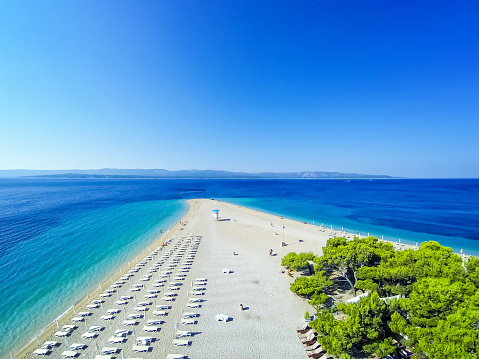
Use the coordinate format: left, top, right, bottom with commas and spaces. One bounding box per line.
35, 234, 203, 359
296, 324, 326, 358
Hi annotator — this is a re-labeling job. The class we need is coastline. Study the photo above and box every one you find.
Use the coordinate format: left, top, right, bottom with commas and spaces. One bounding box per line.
16, 198, 450, 359
15, 201, 195, 359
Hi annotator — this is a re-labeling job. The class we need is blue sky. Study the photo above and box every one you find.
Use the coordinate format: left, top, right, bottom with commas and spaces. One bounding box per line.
0, 0, 478, 178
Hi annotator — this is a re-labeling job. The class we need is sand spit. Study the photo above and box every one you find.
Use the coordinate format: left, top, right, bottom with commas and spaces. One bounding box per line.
18, 198, 415, 359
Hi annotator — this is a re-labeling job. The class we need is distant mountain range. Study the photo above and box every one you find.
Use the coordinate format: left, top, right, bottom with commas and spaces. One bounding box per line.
0, 169, 395, 179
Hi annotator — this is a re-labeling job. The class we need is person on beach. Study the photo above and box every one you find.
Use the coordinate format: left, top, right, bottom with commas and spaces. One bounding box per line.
240, 304, 244, 310
269, 249, 273, 256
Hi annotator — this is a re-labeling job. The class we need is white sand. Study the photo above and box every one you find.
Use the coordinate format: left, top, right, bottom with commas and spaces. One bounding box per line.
22, 198, 407, 359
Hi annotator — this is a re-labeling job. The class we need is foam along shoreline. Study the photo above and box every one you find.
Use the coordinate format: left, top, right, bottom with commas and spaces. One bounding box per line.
18, 198, 421, 359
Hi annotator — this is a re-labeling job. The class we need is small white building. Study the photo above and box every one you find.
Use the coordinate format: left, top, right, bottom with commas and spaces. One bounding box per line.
212, 209, 219, 220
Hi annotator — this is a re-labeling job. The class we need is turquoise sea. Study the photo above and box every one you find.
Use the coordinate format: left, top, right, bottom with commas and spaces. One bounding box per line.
1, 178, 478, 357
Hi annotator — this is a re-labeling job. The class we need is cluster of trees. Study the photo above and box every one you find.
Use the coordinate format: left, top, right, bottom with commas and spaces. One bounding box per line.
283, 238, 479, 358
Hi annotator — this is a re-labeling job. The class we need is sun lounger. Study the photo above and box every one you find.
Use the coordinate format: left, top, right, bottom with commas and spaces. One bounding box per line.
188, 298, 203, 303
33, 349, 49, 355
196, 278, 207, 281
187, 303, 201, 308
143, 325, 160, 332
78, 312, 92, 317
100, 293, 112, 297
86, 304, 100, 309
109, 337, 124, 344
147, 320, 163, 325
101, 315, 115, 320
128, 314, 144, 319
307, 349, 326, 358
175, 330, 192, 338
89, 326, 103, 332
300, 332, 316, 342
138, 301, 152, 306
114, 329, 129, 337
157, 305, 171, 309
130, 287, 141, 292
165, 355, 185, 359
101, 347, 118, 355
297, 323, 311, 333
54, 331, 69, 337
136, 337, 154, 344
41, 342, 57, 349
162, 296, 175, 301
61, 349, 77, 357
135, 306, 148, 312
95, 356, 113, 359
172, 339, 189, 346
107, 309, 121, 314
215, 314, 230, 321
132, 346, 149, 353
81, 332, 97, 339
70, 344, 86, 350
305, 342, 322, 351
62, 325, 76, 332
61, 351, 78, 358
123, 319, 138, 326
153, 310, 167, 316
116, 300, 128, 305
181, 319, 196, 325
183, 312, 199, 318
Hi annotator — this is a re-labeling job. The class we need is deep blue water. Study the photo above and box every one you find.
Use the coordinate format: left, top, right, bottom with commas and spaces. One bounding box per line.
1, 178, 478, 357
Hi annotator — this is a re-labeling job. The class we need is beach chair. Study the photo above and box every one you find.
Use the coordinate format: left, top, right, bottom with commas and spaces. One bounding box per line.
81, 332, 97, 339
215, 314, 230, 322
132, 345, 149, 353
70, 344, 86, 350
128, 314, 143, 319
296, 323, 311, 333
175, 330, 192, 338
61, 351, 78, 358
143, 325, 160, 332
307, 348, 326, 358
183, 312, 199, 319
153, 310, 167, 316
123, 319, 138, 326
33, 349, 49, 356
157, 305, 171, 310
299, 329, 315, 339
165, 355, 185, 359
172, 339, 190, 346
71, 317, 84, 322
114, 329, 129, 337
54, 331, 69, 337
147, 320, 163, 325
109, 337, 124, 344
181, 319, 196, 325
88, 326, 103, 332
101, 315, 115, 320
95, 356, 113, 359
305, 342, 321, 351
101, 347, 118, 355
107, 309, 121, 314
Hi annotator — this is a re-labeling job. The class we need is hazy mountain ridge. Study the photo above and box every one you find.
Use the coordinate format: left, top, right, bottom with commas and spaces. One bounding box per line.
0, 169, 394, 179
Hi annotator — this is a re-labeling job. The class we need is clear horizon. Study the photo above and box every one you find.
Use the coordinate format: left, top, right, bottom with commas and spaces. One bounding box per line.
1, 1, 478, 178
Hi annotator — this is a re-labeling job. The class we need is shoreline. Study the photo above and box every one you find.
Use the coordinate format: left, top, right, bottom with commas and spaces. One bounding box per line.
14, 198, 469, 359
15, 201, 195, 359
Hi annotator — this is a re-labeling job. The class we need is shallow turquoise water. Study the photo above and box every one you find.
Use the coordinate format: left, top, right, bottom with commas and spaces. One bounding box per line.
0, 198, 187, 357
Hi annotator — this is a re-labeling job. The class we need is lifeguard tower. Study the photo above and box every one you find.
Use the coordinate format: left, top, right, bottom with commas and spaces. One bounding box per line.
212, 209, 219, 221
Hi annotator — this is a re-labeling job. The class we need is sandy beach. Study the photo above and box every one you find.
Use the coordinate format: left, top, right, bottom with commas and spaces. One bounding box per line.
18, 198, 415, 359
